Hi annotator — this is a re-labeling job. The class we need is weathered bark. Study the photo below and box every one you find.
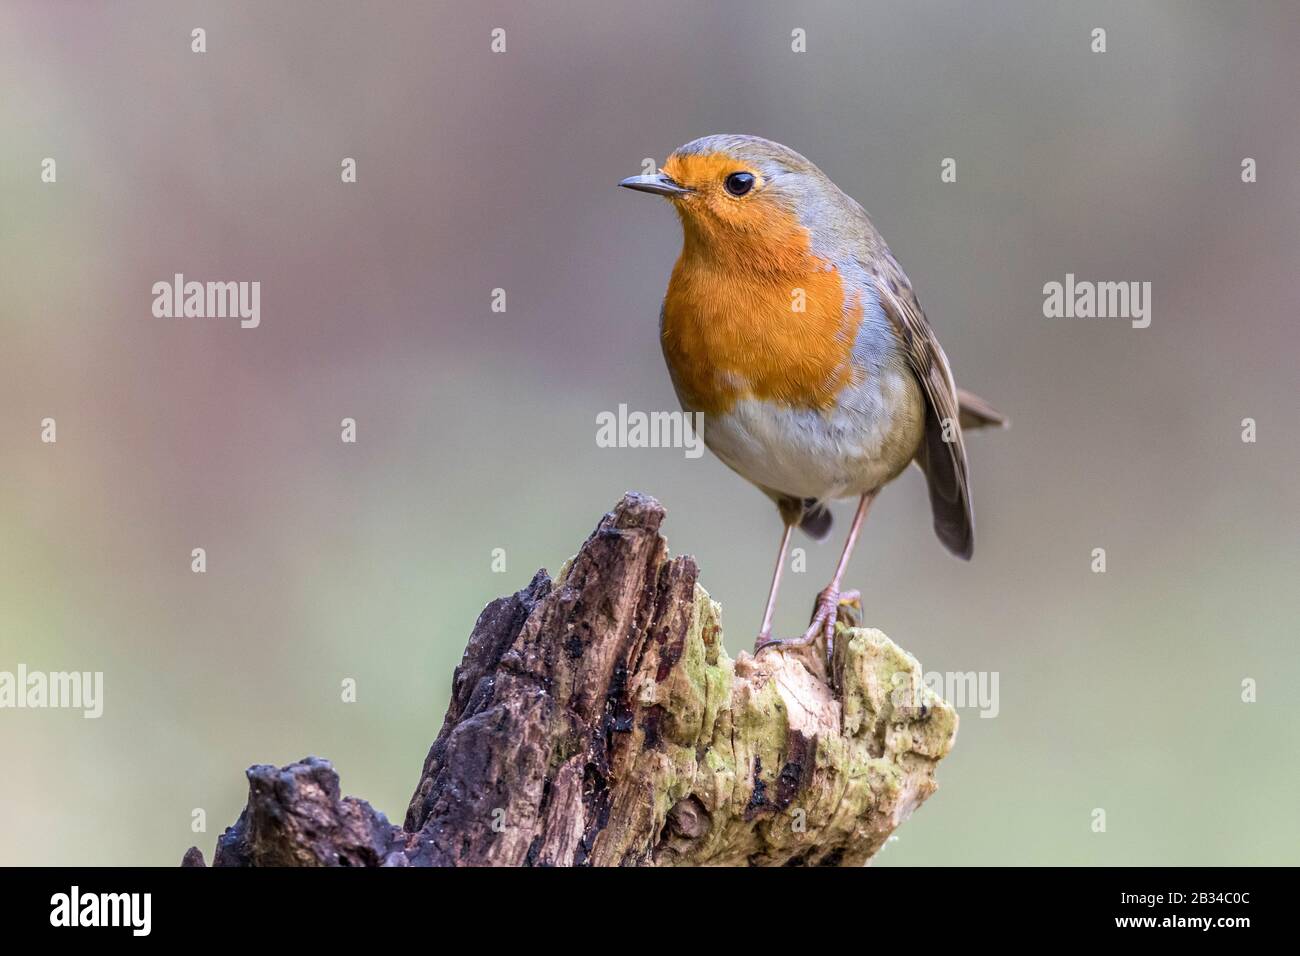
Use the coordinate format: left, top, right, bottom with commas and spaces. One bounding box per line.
186, 492, 956, 867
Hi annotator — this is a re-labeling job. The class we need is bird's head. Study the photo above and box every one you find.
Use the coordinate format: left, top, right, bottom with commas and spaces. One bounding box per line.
619, 134, 853, 272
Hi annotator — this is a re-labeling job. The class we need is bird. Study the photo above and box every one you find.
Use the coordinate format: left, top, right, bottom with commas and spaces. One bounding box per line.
619, 134, 1006, 661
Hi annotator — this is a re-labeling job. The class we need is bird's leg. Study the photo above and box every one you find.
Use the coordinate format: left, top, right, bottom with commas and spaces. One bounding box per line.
758, 491, 877, 663
754, 520, 794, 649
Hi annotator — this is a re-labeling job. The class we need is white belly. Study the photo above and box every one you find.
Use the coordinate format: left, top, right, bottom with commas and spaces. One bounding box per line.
698, 368, 924, 502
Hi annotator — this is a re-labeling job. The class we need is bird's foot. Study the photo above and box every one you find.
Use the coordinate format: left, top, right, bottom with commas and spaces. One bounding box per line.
755, 587, 861, 667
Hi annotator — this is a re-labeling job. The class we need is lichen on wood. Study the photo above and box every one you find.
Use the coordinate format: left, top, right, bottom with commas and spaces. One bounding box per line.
186, 492, 956, 867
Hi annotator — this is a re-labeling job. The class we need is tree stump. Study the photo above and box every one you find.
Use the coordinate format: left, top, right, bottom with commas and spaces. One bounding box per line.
186, 493, 957, 867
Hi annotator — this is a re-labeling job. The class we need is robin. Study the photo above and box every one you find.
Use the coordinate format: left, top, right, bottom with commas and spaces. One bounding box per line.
619, 134, 1006, 660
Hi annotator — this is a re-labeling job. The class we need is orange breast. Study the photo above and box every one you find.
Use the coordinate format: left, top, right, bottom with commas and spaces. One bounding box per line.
661, 237, 864, 417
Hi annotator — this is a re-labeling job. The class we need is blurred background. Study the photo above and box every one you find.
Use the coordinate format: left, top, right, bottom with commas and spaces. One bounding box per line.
2, 1, 1297, 866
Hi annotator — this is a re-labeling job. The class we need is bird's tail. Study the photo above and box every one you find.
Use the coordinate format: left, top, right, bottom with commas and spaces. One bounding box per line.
956, 388, 1009, 430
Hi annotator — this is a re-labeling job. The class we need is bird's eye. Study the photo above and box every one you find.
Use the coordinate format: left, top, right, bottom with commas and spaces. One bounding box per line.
724, 171, 755, 197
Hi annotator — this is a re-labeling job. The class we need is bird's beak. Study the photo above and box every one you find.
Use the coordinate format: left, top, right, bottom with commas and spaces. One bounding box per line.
618, 172, 691, 197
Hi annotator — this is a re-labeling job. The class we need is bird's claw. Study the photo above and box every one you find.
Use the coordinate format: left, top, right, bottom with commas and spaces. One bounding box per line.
754, 586, 862, 668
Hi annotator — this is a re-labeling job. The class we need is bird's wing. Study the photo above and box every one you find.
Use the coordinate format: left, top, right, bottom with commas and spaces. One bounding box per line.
872, 264, 975, 559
